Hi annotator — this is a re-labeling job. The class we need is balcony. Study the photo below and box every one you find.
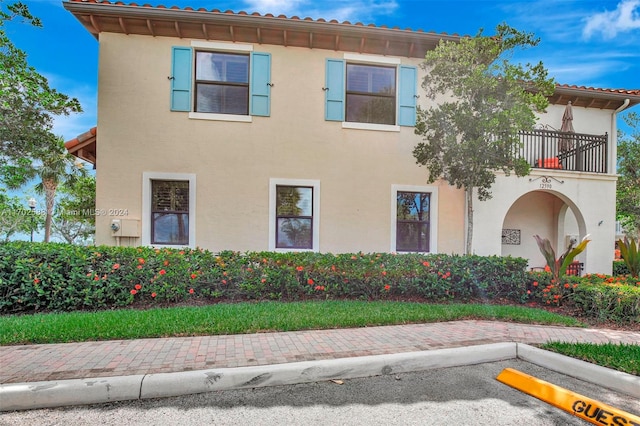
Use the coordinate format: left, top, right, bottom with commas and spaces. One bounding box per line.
519, 129, 609, 174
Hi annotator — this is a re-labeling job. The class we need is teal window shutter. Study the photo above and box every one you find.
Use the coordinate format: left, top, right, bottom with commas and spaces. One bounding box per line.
170, 47, 192, 112
398, 65, 417, 126
325, 59, 345, 121
250, 52, 271, 116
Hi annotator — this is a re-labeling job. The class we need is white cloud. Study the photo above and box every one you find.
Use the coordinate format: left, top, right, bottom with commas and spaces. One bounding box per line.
583, 0, 640, 39
241, 0, 398, 23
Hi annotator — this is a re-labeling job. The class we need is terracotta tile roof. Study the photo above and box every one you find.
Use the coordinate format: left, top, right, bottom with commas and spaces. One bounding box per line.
63, 1, 640, 109
63, 0, 461, 58
65, 0, 458, 35
550, 85, 640, 109
65, 126, 97, 167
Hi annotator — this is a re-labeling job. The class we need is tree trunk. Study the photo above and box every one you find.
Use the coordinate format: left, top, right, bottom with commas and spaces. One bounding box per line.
466, 187, 473, 255
43, 179, 57, 243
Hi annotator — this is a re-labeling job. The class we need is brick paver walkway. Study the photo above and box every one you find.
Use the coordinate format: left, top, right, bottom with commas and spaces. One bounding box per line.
1, 320, 638, 384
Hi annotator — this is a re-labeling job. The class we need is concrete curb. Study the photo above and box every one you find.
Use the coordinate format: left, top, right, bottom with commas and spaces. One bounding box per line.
0, 375, 144, 412
140, 342, 516, 399
1, 342, 637, 411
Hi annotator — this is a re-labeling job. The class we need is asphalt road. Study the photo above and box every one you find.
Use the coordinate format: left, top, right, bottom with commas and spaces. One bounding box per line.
1, 360, 638, 425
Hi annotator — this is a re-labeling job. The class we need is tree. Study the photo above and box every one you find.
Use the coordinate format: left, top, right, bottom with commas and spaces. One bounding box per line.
616, 112, 640, 238
52, 174, 95, 244
1, 1, 81, 162
0, 187, 34, 241
413, 24, 555, 254
2, 136, 86, 242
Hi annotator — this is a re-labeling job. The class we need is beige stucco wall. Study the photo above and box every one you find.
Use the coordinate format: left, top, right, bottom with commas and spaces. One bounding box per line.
94, 32, 618, 273
94, 33, 466, 254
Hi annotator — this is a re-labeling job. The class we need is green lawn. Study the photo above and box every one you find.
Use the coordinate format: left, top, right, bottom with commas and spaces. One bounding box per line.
541, 342, 639, 376
0, 300, 583, 345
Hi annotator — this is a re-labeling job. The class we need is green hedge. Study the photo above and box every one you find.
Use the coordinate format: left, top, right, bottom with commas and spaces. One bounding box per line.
2, 242, 638, 323
525, 271, 640, 323
613, 260, 631, 276
0, 242, 528, 313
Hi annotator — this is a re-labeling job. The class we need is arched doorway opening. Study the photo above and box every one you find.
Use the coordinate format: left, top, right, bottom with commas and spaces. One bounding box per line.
501, 190, 587, 271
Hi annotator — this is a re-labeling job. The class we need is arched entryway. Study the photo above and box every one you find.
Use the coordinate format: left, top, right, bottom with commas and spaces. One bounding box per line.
501, 190, 587, 270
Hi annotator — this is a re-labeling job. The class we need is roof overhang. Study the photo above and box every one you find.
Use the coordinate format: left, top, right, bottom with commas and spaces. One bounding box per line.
549, 85, 640, 110
65, 126, 97, 168
63, 0, 460, 58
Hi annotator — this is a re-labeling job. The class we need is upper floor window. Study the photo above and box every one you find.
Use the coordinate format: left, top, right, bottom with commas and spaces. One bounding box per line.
195, 52, 249, 115
346, 64, 396, 125
325, 54, 417, 129
170, 42, 271, 119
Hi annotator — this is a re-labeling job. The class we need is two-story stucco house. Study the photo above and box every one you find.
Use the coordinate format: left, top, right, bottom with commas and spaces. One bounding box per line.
63, 0, 640, 274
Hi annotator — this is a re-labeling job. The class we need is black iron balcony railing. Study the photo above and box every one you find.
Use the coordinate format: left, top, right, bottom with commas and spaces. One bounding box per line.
519, 129, 609, 174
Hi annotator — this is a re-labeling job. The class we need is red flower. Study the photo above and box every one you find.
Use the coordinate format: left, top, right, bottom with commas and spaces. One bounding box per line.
137, 265, 143, 269
159, 269, 166, 275
307, 278, 314, 285
533, 281, 538, 287
314, 285, 325, 291
222, 280, 227, 285
190, 273, 197, 279
33, 278, 40, 284
130, 289, 137, 295
94, 276, 100, 281
384, 285, 391, 291
564, 283, 570, 288
527, 290, 531, 294
179, 251, 185, 255
331, 265, 336, 272
163, 260, 169, 266
296, 266, 304, 272
261, 278, 266, 283
151, 292, 157, 298
422, 261, 430, 267
189, 288, 194, 294
112, 263, 120, 270
134, 284, 142, 290
138, 258, 145, 264
381, 271, 387, 276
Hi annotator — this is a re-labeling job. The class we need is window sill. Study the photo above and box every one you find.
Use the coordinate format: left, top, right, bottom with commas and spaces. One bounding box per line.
189, 112, 252, 123
342, 122, 400, 132
272, 247, 319, 253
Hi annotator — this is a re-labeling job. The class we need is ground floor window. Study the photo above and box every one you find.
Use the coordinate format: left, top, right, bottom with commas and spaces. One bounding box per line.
142, 172, 196, 248
391, 185, 438, 253
396, 191, 430, 252
151, 180, 190, 245
269, 178, 320, 252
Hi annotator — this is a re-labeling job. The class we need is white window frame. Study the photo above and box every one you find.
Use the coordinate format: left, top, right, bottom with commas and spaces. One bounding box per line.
142, 172, 197, 249
342, 53, 401, 132
189, 40, 254, 123
269, 178, 320, 252
391, 184, 438, 253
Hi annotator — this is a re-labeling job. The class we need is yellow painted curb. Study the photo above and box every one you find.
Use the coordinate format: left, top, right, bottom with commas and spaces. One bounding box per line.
496, 368, 640, 426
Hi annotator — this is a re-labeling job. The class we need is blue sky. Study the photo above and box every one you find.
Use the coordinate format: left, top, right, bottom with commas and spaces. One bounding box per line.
5, 0, 640, 142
